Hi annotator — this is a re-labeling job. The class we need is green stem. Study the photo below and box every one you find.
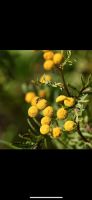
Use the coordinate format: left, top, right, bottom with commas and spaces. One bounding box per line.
27, 118, 38, 134
44, 138, 48, 149
77, 123, 89, 143
0, 140, 21, 149
57, 67, 70, 96
33, 118, 40, 127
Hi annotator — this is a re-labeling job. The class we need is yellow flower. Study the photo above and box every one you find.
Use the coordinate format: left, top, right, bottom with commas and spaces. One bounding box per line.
37, 99, 48, 110
53, 53, 63, 64
40, 125, 50, 135
41, 116, 51, 125
64, 121, 76, 132
56, 95, 67, 103
38, 90, 46, 98
43, 106, 54, 117
40, 74, 52, 83
25, 92, 36, 103
52, 127, 61, 138
43, 51, 54, 60
43, 60, 54, 71
28, 106, 38, 118
64, 97, 75, 107
57, 108, 68, 119
31, 96, 39, 106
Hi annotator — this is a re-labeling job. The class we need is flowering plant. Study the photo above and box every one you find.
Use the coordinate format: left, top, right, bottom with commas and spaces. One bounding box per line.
14, 50, 92, 149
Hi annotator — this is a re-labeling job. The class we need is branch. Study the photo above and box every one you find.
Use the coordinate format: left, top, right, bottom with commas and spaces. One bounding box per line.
57, 67, 71, 96
77, 123, 89, 143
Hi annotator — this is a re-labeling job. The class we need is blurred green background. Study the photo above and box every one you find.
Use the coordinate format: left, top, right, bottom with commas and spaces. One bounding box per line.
0, 50, 92, 148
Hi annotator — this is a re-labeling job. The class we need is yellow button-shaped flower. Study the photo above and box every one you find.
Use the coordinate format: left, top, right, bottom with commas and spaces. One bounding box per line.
64, 121, 76, 132
28, 106, 38, 118
56, 95, 67, 103
31, 96, 39, 106
43, 60, 54, 71
41, 116, 51, 125
53, 53, 63, 64
64, 97, 75, 107
40, 74, 52, 83
43, 51, 54, 60
43, 106, 54, 117
40, 125, 50, 135
25, 92, 36, 103
57, 108, 68, 119
52, 127, 61, 138
37, 99, 48, 110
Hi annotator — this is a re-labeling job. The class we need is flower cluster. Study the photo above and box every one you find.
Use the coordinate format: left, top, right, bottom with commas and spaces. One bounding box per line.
42, 50, 64, 71
25, 89, 76, 138
23, 50, 91, 149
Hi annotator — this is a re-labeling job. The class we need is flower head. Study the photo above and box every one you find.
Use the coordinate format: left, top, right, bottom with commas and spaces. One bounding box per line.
31, 96, 39, 106
43, 51, 54, 60
40, 74, 52, 83
43, 60, 54, 71
37, 99, 48, 110
57, 108, 68, 119
41, 116, 51, 125
52, 127, 61, 138
56, 95, 66, 103
64, 120, 76, 132
43, 106, 54, 117
64, 97, 75, 107
53, 53, 63, 64
28, 106, 38, 118
40, 125, 50, 135
25, 92, 36, 103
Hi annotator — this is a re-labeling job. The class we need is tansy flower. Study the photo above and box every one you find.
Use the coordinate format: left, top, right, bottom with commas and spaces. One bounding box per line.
40, 74, 52, 83
53, 53, 63, 64
31, 96, 39, 106
56, 95, 67, 103
28, 106, 38, 118
43, 106, 54, 117
41, 116, 51, 125
43, 51, 54, 60
64, 97, 75, 107
64, 120, 76, 132
57, 108, 68, 120
52, 127, 61, 138
37, 99, 48, 110
38, 90, 46, 98
25, 92, 36, 103
40, 125, 50, 135
43, 60, 54, 71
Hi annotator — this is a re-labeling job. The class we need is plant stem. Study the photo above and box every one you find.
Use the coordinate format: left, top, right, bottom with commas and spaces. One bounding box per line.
44, 138, 48, 149
77, 86, 87, 98
33, 118, 40, 127
0, 140, 21, 149
57, 67, 70, 96
77, 123, 89, 143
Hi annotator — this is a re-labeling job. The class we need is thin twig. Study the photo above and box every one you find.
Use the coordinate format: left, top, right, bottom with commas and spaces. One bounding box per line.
57, 67, 70, 96
77, 122, 89, 143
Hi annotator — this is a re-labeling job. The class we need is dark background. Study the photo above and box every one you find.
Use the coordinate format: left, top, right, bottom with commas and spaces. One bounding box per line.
0, 150, 91, 200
